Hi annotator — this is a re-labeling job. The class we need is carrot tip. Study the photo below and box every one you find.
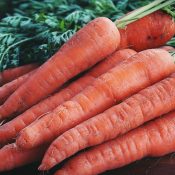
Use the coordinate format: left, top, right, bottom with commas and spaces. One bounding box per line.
38, 164, 45, 171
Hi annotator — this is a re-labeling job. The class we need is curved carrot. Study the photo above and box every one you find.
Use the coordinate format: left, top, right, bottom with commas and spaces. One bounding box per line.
0, 143, 47, 172
0, 70, 36, 105
118, 10, 175, 51
0, 17, 120, 119
40, 73, 175, 170
0, 49, 135, 145
0, 63, 38, 86
16, 49, 175, 149
54, 111, 175, 175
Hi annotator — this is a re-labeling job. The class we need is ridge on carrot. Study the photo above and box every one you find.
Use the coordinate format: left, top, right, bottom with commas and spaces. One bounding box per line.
40, 72, 175, 170
16, 49, 175, 149
0, 49, 136, 145
54, 111, 175, 175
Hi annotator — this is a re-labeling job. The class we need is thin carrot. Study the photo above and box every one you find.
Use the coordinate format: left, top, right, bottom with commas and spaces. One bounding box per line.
118, 10, 175, 51
0, 17, 120, 119
16, 49, 175, 149
54, 111, 175, 175
0, 49, 136, 145
0, 63, 38, 86
40, 73, 175, 170
0, 70, 36, 105
0, 143, 47, 172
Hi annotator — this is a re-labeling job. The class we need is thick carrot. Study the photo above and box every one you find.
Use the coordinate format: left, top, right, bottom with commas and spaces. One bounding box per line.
118, 11, 175, 51
0, 17, 120, 119
0, 63, 38, 86
0, 143, 47, 172
40, 73, 175, 170
54, 111, 175, 175
0, 49, 135, 145
16, 49, 175, 149
0, 70, 36, 105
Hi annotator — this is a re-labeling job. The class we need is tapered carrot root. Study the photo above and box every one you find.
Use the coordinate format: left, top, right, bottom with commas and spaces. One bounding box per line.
40, 73, 175, 170
0, 143, 47, 172
0, 63, 38, 86
0, 70, 35, 105
55, 112, 175, 175
0, 17, 120, 120
16, 49, 175, 149
0, 49, 135, 145
118, 11, 175, 51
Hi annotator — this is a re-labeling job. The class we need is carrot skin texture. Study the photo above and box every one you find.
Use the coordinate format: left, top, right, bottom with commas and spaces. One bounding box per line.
16, 49, 175, 149
40, 73, 175, 170
0, 17, 120, 119
55, 112, 175, 175
0, 63, 38, 86
0, 70, 35, 105
119, 11, 175, 51
0, 143, 47, 172
0, 49, 135, 145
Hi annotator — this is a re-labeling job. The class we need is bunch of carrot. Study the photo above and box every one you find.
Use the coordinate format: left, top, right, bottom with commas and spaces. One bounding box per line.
1, 0, 175, 174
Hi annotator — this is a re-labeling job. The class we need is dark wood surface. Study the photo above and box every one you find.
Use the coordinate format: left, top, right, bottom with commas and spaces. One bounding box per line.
2, 153, 175, 175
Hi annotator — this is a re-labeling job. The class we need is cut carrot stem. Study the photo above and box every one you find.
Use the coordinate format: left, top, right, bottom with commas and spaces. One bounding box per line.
40, 72, 175, 170
118, 10, 175, 51
16, 49, 175, 150
54, 111, 175, 175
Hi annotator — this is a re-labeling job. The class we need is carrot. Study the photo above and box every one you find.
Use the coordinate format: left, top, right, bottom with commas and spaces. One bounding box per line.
0, 17, 120, 119
0, 70, 36, 105
39, 72, 175, 170
0, 63, 38, 86
0, 143, 47, 172
161, 46, 175, 51
118, 10, 175, 51
16, 49, 175, 149
0, 49, 136, 145
54, 111, 175, 175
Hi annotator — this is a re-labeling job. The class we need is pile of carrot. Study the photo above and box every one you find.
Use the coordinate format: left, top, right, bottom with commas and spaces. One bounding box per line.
1, 1, 175, 175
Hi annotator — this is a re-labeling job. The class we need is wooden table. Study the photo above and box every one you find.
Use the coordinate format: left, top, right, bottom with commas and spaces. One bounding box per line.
2, 153, 175, 175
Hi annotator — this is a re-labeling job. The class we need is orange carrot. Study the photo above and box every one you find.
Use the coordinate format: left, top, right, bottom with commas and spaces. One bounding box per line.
16, 49, 175, 149
54, 111, 175, 175
118, 10, 175, 51
0, 49, 136, 145
0, 70, 36, 105
0, 143, 47, 172
40, 73, 175, 170
0, 17, 120, 119
0, 63, 38, 86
